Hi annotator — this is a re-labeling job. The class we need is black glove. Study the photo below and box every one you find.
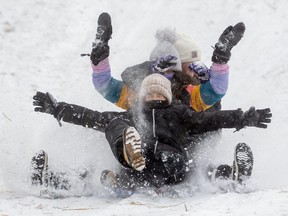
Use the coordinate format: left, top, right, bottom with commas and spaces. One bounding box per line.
212, 22, 245, 64
90, 44, 110, 66
33, 91, 58, 115
241, 107, 272, 129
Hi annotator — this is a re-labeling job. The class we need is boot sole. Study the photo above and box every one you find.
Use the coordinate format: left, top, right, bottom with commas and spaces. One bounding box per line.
232, 143, 254, 182
123, 127, 145, 171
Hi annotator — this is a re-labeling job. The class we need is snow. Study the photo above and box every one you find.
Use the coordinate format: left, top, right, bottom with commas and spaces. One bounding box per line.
1, 0, 288, 215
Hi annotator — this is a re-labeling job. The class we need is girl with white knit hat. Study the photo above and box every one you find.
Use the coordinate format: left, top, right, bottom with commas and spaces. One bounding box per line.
90, 13, 245, 114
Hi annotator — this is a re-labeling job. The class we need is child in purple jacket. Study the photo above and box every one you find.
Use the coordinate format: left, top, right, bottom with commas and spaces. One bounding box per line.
89, 13, 245, 112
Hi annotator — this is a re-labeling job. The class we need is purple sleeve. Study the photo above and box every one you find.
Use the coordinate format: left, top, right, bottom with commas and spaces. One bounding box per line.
209, 63, 229, 95
91, 58, 111, 92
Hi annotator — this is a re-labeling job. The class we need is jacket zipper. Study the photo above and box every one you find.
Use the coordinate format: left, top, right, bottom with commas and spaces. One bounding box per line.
152, 109, 158, 154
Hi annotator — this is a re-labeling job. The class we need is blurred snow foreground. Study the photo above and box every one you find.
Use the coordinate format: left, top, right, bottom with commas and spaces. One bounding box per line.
1, 0, 288, 215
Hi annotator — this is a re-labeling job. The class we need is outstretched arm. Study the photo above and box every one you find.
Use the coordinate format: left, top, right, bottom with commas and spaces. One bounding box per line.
33, 91, 126, 132
182, 106, 272, 133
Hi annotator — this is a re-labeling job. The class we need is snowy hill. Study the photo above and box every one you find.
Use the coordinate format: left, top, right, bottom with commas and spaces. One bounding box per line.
1, 0, 288, 215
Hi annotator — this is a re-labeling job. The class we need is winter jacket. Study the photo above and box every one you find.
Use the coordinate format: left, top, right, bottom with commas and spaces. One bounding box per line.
54, 101, 245, 187
91, 59, 229, 111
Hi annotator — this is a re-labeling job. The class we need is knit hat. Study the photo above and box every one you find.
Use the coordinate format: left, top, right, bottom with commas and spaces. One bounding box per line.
139, 74, 172, 105
149, 29, 182, 72
174, 33, 201, 63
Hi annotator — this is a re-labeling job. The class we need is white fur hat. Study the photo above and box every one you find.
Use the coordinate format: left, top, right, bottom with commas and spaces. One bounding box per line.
174, 33, 201, 63
139, 74, 172, 105
149, 29, 182, 72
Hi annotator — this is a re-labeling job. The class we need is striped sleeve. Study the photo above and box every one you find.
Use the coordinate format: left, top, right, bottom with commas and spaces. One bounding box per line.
91, 58, 133, 110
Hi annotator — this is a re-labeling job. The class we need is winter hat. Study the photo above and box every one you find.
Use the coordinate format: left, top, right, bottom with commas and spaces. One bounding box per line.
174, 33, 201, 63
149, 29, 182, 72
139, 74, 172, 105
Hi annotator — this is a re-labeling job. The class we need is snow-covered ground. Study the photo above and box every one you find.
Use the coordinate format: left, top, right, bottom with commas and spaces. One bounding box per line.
1, 0, 288, 215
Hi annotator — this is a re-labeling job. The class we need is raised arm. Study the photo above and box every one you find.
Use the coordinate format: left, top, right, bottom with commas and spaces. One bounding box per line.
89, 13, 133, 110
188, 22, 246, 112
90, 45, 133, 110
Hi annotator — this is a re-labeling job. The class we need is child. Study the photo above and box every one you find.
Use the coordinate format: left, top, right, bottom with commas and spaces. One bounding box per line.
90, 13, 245, 112
32, 74, 271, 195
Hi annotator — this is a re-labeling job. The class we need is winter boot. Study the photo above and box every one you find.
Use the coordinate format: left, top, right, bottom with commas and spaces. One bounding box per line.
232, 142, 254, 182
123, 127, 146, 171
208, 143, 253, 183
208, 164, 232, 181
212, 22, 246, 64
90, 12, 112, 65
31, 150, 48, 186
31, 150, 72, 190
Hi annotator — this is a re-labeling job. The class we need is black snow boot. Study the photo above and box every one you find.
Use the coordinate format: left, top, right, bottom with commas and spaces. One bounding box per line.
31, 150, 49, 186
90, 12, 112, 65
31, 150, 71, 190
208, 143, 253, 183
207, 164, 232, 181
212, 22, 245, 64
232, 142, 254, 183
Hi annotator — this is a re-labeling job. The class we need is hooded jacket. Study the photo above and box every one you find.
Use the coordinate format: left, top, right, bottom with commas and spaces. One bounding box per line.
53, 100, 244, 187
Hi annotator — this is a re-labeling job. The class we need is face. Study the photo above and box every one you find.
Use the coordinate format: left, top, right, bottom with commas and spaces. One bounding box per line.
182, 62, 196, 78
145, 93, 167, 101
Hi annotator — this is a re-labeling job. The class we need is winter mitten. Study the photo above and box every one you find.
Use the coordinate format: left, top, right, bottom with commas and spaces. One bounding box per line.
90, 44, 110, 66
189, 61, 210, 83
152, 55, 177, 74
33, 91, 58, 115
93, 12, 112, 47
241, 107, 272, 129
212, 22, 246, 64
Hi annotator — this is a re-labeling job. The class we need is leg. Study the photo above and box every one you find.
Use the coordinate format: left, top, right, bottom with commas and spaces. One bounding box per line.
105, 118, 145, 171
31, 150, 71, 190
208, 143, 254, 183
